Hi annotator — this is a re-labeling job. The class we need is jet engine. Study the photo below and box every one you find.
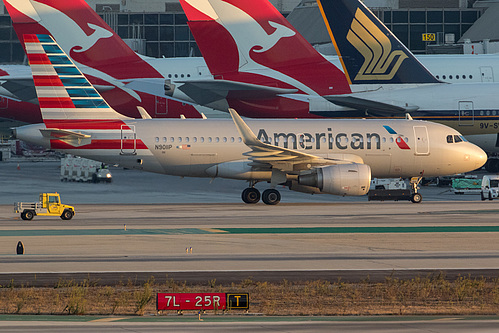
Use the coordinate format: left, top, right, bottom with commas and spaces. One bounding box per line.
298, 164, 371, 196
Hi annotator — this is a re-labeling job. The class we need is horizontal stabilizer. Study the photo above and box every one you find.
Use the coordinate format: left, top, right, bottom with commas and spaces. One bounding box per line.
324, 95, 419, 116
40, 128, 91, 146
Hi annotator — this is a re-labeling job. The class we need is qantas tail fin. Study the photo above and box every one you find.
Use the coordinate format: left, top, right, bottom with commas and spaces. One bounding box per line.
179, 0, 351, 96
317, 0, 439, 85
25, 34, 127, 125
5, 0, 161, 81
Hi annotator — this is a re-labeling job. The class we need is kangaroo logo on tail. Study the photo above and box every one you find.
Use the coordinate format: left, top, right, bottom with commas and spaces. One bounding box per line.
251, 21, 296, 54
348, 9, 408, 81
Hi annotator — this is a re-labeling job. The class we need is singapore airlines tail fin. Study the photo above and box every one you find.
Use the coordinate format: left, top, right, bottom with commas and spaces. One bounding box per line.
317, 0, 440, 85
4, 0, 161, 81
24, 34, 127, 130
179, 0, 351, 95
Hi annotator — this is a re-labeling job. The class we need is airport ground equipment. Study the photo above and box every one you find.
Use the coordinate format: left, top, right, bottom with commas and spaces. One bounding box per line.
368, 189, 412, 202
481, 175, 499, 200
368, 176, 422, 203
452, 177, 481, 195
60, 155, 112, 183
14, 193, 75, 220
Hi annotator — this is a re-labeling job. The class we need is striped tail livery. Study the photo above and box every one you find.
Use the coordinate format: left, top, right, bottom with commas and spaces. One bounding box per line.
23, 34, 148, 157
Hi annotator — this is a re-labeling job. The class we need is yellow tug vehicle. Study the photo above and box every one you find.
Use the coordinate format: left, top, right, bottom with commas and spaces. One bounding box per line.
14, 193, 75, 221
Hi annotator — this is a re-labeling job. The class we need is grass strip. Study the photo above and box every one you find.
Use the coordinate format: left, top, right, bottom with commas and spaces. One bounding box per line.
2, 226, 499, 237
1, 273, 498, 316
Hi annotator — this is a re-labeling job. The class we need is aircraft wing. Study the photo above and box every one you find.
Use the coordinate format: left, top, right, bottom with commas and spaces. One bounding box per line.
125, 78, 299, 111
324, 95, 419, 117
0, 77, 37, 103
178, 80, 298, 98
229, 108, 362, 173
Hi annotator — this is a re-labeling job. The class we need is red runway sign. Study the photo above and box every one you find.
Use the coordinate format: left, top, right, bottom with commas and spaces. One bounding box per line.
157, 293, 249, 311
157, 293, 226, 311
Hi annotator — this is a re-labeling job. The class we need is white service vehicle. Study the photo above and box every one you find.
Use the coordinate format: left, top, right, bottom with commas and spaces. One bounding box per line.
481, 175, 499, 201
60, 155, 112, 183
370, 178, 407, 190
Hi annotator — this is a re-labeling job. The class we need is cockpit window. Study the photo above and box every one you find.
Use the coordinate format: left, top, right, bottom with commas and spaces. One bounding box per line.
447, 135, 467, 143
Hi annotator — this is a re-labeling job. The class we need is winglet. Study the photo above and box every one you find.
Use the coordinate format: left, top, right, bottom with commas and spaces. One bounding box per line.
228, 108, 261, 146
137, 106, 152, 119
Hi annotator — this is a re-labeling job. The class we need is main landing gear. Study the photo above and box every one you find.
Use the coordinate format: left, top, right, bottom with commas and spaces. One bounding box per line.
409, 176, 423, 203
241, 185, 281, 205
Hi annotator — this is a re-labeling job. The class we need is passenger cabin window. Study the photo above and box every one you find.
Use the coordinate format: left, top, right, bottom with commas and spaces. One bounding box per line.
447, 135, 453, 143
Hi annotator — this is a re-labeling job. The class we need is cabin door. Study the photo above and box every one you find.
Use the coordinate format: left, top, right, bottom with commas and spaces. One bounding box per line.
121, 125, 136, 155
458, 101, 474, 126
413, 126, 429, 156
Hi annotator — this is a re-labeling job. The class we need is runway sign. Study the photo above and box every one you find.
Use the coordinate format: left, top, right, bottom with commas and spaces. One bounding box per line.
157, 293, 249, 311
227, 293, 249, 309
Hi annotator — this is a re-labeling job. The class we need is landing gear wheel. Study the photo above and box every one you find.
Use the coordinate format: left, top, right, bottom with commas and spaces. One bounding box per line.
241, 188, 260, 204
410, 193, 423, 203
23, 210, 34, 221
61, 210, 74, 220
262, 189, 281, 205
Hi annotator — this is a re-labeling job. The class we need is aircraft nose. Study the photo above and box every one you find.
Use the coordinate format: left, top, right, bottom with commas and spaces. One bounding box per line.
468, 144, 487, 170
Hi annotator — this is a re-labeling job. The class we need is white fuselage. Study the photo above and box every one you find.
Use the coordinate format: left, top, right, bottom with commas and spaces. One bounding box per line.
15, 118, 486, 180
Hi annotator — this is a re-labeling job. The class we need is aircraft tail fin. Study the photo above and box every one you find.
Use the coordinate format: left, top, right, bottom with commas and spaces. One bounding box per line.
317, 0, 439, 84
24, 34, 129, 125
5, 0, 161, 80
179, 0, 351, 95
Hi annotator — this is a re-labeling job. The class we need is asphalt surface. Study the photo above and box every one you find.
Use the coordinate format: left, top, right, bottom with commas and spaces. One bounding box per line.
1, 159, 499, 330
1, 317, 499, 333
0, 160, 484, 204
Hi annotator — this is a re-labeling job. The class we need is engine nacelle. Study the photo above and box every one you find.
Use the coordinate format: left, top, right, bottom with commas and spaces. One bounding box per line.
298, 164, 371, 196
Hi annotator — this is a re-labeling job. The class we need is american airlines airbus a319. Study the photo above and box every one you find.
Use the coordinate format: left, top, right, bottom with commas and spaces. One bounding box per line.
13, 34, 486, 204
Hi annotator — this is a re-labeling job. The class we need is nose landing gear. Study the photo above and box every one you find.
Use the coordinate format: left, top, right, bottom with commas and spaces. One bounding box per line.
410, 176, 423, 203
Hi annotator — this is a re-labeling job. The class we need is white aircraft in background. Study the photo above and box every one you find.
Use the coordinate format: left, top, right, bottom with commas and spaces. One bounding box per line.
3, 0, 499, 120
3, 0, 499, 173
14, 34, 486, 204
